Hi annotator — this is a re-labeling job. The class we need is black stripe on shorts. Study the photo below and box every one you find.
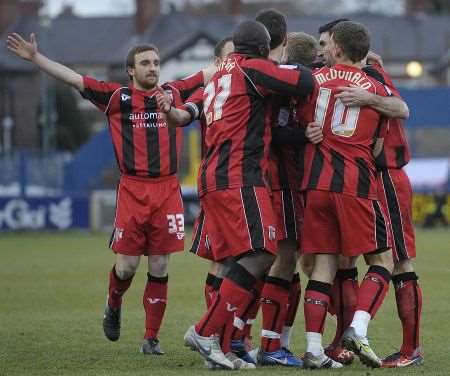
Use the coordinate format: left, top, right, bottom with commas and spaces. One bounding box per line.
381, 169, 408, 260
241, 187, 265, 250
190, 210, 205, 254
282, 189, 297, 240
372, 200, 388, 251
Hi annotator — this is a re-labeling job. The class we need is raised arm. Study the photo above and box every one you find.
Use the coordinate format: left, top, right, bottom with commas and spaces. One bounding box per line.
6, 33, 84, 91
245, 60, 314, 99
335, 85, 409, 119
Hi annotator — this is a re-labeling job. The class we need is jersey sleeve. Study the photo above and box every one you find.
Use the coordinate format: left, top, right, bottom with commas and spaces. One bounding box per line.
168, 71, 204, 101
242, 59, 314, 99
363, 64, 401, 98
368, 76, 393, 99
79, 76, 122, 112
377, 117, 389, 138
180, 87, 204, 122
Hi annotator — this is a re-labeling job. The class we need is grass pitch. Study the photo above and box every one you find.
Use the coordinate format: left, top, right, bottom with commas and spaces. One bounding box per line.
1, 228, 449, 375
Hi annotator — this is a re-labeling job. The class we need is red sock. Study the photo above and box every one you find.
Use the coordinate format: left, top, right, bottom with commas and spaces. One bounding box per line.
285, 273, 301, 327
304, 280, 331, 334
260, 277, 290, 352
204, 273, 216, 308
356, 266, 390, 318
220, 315, 234, 354
143, 274, 168, 339
107, 265, 133, 309
223, 284, 260, 353
393, 272, 422, 356
231, 295, 257, 342
331, 268, 358, 345
241, 279, 263, 341
209, 276, 223, 311
195, 277, 254, 337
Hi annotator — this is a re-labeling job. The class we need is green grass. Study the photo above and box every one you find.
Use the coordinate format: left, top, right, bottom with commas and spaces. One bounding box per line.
1, 228, 449, 375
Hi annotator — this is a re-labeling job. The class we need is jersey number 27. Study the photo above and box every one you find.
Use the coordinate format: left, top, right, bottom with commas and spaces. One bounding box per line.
203, 74, 232, 126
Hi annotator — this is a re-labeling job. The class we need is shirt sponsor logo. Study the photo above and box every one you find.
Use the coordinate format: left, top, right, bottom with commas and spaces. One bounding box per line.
129, 112, 167, 129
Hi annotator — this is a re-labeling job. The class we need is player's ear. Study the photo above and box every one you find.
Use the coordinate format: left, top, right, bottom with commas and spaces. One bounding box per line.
334, 44, 342, 59
259, 43, 270, 58
126, 66, 134, 79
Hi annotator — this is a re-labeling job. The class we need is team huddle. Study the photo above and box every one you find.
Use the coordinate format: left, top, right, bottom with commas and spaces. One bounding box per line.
6, 8, 422, 371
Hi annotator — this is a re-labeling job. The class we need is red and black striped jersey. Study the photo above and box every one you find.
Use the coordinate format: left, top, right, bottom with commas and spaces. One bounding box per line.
80, 76, 184, 178
169, 70, 204, 102
299, 64, 389, 200
364, 65, 411, 170
186, 53, 313, 196
268, 95, 303, 191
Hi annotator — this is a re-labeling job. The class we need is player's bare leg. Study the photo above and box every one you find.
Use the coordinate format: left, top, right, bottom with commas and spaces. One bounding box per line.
258, 239, 302, 367
103, 254, 140, 341
300, 253, 314, 278
382, 259, 423, 368
342, 250, 394, 368
274, 242, 302, 353
303, 254, 343, 369
141, 254, 170, 355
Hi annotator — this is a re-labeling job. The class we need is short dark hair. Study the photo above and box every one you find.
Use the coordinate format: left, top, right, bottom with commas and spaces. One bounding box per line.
126, 44, 159, 69
286, 32, 318, 66
331, 21, 370, 63
233, 20, 270, 58
126, 44, 159, 80
214, 36, 233, 58
318, 18, 350, 34
255, 8, 287, 49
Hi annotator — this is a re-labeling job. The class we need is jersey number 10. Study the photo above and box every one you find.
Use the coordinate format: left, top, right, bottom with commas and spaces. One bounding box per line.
315, 87, 360, 137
